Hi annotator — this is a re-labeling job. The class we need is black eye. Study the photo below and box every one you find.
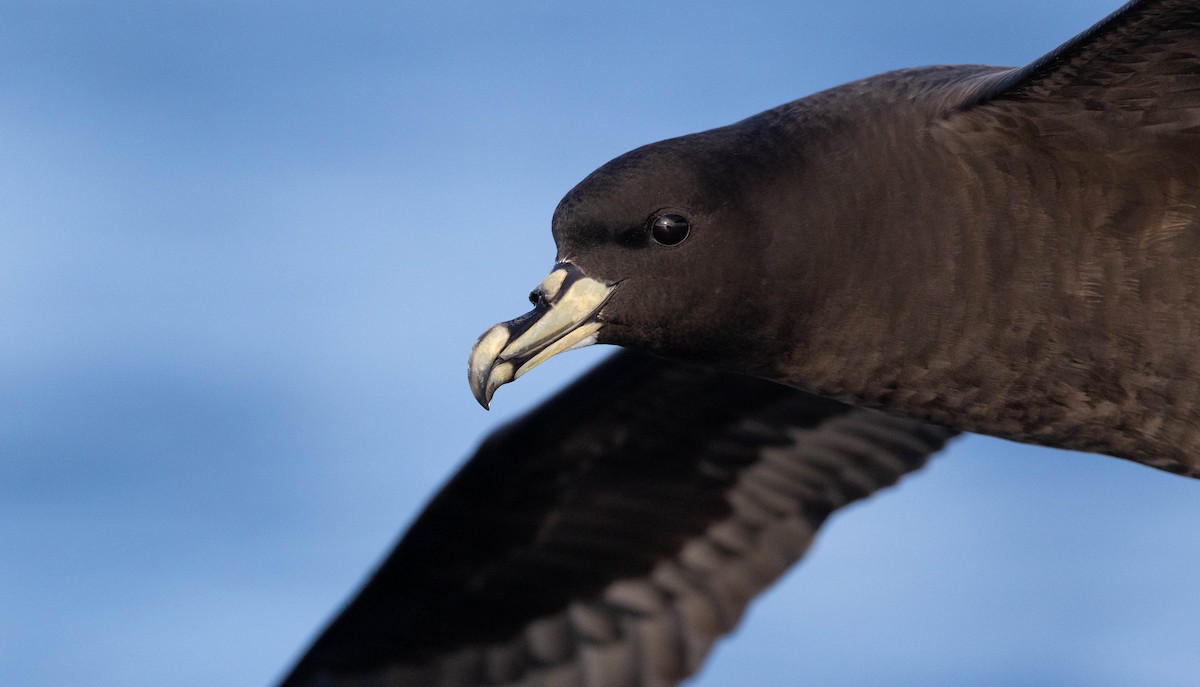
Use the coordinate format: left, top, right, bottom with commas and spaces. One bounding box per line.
650, 214, 690, 246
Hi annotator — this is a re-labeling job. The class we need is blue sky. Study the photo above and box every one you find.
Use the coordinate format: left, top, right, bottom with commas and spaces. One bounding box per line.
3, 1, 1199, 685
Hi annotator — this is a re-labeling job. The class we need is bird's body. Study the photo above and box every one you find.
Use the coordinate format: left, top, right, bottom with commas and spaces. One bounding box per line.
727, 65, 1200, 474
282, 2, 1200, 685
549, 56, 1200, 475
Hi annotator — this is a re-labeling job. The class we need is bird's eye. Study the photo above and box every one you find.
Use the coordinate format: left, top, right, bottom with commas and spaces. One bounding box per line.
650, 214, 690, 246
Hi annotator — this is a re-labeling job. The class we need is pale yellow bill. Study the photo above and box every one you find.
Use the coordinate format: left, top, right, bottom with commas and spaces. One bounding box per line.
468, 263, 615, 408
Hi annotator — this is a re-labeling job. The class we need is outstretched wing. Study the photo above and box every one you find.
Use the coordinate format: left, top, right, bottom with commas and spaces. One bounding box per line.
950, 0, 1200, 124
280, 352, 957, 687
961, 0, 1200, 112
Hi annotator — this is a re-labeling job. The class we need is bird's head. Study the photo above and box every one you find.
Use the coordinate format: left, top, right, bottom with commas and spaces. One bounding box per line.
468, 123, 812, 408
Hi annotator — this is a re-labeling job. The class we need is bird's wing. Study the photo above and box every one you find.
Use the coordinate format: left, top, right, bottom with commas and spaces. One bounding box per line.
955, 0, 1200, 116
280, 351, 957, 687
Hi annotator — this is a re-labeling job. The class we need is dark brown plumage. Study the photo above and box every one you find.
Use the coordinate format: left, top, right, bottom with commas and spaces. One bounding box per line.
282, 353, 955, 686
282, 2, 1200, 685
549, 4, 1200, 476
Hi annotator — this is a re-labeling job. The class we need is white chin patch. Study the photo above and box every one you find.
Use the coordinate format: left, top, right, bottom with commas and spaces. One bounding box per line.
566, 332, 599, 352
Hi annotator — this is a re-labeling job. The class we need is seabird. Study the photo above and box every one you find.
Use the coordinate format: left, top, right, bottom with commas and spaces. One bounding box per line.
281, 1, 1200, 685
